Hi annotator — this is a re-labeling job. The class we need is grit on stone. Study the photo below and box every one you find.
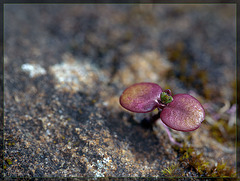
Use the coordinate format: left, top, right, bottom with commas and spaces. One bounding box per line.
4, 4, 236, 177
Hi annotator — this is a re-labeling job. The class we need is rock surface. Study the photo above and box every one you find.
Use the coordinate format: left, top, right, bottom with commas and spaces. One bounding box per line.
3, 4, 236, 178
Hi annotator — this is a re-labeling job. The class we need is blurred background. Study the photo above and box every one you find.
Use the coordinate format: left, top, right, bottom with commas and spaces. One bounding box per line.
4, 4, 236, 177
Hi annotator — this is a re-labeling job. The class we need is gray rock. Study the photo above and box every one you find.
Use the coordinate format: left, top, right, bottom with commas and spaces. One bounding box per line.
4, 4, 236, 177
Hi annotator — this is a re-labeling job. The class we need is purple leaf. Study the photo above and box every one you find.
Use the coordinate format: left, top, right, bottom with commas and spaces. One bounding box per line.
119, 82, 163, 113
160, 94, 205, 132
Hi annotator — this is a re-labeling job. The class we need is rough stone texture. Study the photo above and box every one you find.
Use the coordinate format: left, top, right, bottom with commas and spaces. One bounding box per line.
113, 51, 172, 87
3, 4, 236, 178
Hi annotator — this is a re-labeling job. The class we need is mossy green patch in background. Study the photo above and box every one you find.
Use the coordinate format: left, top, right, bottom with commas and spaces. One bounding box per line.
166, 41, 222, 100
7, 142, 15, 146
210, 119, 236, 144
5, 158, 13, 165
174, 144, 236, 177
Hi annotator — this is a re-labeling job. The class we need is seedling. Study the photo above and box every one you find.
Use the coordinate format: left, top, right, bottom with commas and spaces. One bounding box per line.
119, 82, 205, 145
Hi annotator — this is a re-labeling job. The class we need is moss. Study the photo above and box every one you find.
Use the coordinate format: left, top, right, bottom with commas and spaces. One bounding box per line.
175, 144, 236, 177
178, 145, 208, 176
7, 142, 15, 146
161, 163, 184, 177
210, 119, 236, 144
5, 158, 13, 165
78, 108, 83, 114
195, 70, 208, 85
207, 162, 236, 177
166, 42, 230, 101
166, 42, 212, 99
203, 86, 213, 100
167, 42, 185, 62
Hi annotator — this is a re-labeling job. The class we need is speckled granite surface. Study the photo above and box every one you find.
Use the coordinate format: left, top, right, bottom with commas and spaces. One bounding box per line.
3, 4, 236, 178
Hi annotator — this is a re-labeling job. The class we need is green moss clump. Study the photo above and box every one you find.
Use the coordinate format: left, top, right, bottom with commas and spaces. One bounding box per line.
206, 162, 236, 177
178, 145, 209, 176
175, 144, 236, 177
5, 158, 13, 165
161, 163, 184, 177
